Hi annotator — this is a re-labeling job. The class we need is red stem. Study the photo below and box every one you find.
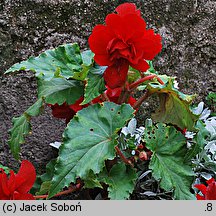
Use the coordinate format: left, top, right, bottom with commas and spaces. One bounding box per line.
33, 183, 81, 200
115, 146, 133, 167
133, 91, 150, 110
129, 75, 164, 91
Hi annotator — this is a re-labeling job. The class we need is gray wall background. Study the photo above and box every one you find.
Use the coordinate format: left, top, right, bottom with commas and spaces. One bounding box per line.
0, 0, 215, 172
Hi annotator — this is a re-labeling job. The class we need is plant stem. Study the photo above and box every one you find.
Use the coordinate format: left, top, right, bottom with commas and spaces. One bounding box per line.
115, 146, 133, 167
133, 91, 150, 110
129, 75, 164, 91
33, 183, 81, 200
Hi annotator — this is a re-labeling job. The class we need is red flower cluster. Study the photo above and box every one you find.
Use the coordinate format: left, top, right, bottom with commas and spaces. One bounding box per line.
50, 86, 137, 123
49, 97, 88, 124
194, 178, 216, 200
89, 3, 162, 89
0, 160, 36, 200
105, 86, 136, 106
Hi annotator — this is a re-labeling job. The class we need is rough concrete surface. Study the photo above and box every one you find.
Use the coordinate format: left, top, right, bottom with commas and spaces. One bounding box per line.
0, 0, 215, 178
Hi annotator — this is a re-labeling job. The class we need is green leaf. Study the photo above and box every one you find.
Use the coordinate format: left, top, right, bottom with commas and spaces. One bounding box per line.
48, 102, 134, 198
99, 163, 137, 200
149, 78, 199, 131
81, 65, 106, 105
38, 77, 84, 105
31, 159, 56, 195
146, 60, 158, 74
83, 171, 103, 189
37, 159, 56, 196
128, 67, 141, 84
5, 43, 83, 80
81, 50, 94, 67
8, 98, 44, 159
0, 164, 11, 175
145, 123, 195, 200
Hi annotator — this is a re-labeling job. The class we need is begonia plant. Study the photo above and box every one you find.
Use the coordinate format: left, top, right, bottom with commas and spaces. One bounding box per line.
2, 3, 214, 200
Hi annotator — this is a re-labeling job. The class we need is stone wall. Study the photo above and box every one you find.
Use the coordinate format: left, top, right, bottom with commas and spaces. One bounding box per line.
0, 0, 215, 172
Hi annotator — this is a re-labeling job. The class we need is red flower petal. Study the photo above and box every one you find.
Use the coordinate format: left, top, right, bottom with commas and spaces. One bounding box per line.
13, 192, 35, 200
106, 87, 122, 98
94, 54, 112, 66
88, 24, 114, 55
8, 171, 16, 195
105, 13, 146, 41
194, 184, 207, 196
15, 160, 36, 194
51, 103, 75, 120
130, 59, 149, 72
196, 194, 205, 200
206, 178, 215, 185
115, 3, 141, 17
105, 14, 128, 40
137, 29, 162, 60
69, 97, 88, 113
128, 96, 137, 107
0, 171, 10, 198
104, 60, 129, 89
206, 181, 216, 200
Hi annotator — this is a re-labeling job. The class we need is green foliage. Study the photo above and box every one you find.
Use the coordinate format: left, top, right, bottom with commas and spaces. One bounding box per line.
5, 43, 84, 80
184, 120, 209, 162
48, 102, 134, 198
38, 77, 84, 105
206, 92, 216, 106
81, 65, 106, 105
81, 50, 94, 67
144, 123, 195, 200
8, 98, 44, 159
0, 164, 11, 175
148, 78, 199, 131
99, 163, 137, 200
206, 92, 216, 116
31, 159, 56, 195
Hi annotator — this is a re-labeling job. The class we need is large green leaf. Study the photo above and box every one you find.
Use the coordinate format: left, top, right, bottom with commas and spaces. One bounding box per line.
81, 65, 107, 105
149, 78, 199, 131
5, 43, 83, 80
144, 123, 195, 200
99, 163, 137, 200
48, 102, 134, 198
38, 77, 84, 105
8, 98, 44, 159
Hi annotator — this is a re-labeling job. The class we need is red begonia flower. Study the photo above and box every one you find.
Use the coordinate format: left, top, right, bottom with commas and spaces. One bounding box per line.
88, 3, 162, 89
194, 178, 216, 200
105, 86, 137, 108
49, 102, 76, 123
0, 160, 36, 200
49, 97, 89, 124
69, 97, 88, 113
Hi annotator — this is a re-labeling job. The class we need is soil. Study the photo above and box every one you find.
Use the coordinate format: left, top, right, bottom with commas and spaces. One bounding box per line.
0, 0, 215, 199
